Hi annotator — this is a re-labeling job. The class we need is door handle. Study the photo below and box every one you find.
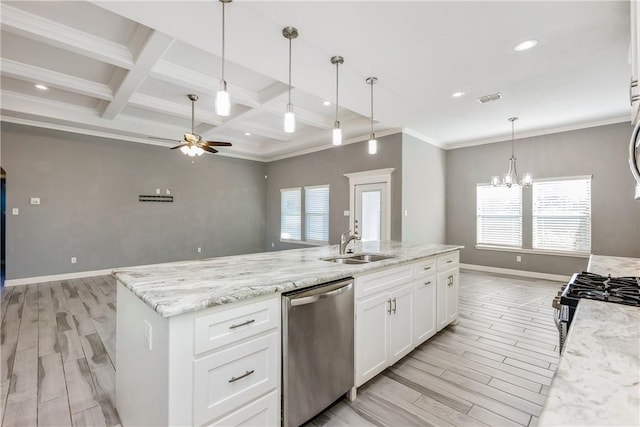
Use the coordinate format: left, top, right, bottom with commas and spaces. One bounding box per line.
289, 282, 353, 306
387, 298, 392, 315
229, 369, 255, 383
392, 297, 397, 314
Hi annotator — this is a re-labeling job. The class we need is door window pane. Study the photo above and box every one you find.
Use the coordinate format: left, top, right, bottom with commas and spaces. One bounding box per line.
361, 190, 381, 242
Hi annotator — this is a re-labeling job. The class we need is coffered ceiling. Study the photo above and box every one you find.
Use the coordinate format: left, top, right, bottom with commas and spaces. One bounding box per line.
0, 1, 632, 161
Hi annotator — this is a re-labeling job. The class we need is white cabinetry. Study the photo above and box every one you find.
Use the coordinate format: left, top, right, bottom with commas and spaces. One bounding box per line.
413, 258, 437, 345
437, 269, 459, 331
116, 286, 280, 427
631, 0, 640, 124
355, 265, 415, 386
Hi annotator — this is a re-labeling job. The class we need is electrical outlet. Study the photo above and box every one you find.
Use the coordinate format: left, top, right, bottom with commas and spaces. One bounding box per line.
30, 197, 40, 205
343, 210, 350, 217
516, 255, 522, 262
404, 209, 408, 217
144, 320, 152, 351
166, 189, 171, 195
155, 188, 160, 195
12, 208, 18, 215
197, 247, 202, 253
271, 242, 275, 248
71, 257, 77, 264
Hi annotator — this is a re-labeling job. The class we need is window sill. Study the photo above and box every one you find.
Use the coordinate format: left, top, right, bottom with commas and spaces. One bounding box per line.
280, 239, 328, 247
475, 245, 591, 259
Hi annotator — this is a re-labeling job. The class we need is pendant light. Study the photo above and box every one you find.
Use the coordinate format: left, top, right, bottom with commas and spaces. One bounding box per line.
215, 0, 232, 117
331, 56, 344, 145
491, 117, 533, 188
366, 77, 378, 155
282, 27, 298, 133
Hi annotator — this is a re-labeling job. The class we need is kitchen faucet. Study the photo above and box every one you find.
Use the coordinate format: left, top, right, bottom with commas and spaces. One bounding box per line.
339, 230, 361, 254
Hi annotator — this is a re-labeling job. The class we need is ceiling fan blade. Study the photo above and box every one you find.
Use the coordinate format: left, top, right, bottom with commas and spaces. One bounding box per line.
204, 141, 233, 147
148, 136, 180, 143
201, 145, 219, 154
170, 143, 188, 150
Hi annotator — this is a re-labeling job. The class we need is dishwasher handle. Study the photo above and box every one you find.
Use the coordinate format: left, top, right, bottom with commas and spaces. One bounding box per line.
289, 280, 353, 307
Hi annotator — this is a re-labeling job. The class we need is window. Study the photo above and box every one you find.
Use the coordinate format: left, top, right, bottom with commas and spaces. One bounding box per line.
533, 177, 591, 253
476, 184, 522, 248
304, 185, 329, 243
280, 188, 301, 241
280, 185, 330, 244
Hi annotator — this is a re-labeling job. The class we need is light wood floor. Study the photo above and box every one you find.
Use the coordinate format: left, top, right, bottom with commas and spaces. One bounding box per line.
1, 271, 561, 426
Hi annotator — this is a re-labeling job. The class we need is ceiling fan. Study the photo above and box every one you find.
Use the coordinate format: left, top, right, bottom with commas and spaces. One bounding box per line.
157, 94, 232, 157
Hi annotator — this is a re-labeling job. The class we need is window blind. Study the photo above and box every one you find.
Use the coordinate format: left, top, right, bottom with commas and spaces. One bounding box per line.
305, 185, 329, 242
532, 178, 591, 253
280, 188, 301, 240
476, 185, 522, 248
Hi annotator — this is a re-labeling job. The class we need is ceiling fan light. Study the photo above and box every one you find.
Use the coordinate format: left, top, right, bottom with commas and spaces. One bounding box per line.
332, 123, 342, 145
368, 138, 377, 155
180, 146, 190, 155
215, 84, 231, 117
284, 104, 295, 133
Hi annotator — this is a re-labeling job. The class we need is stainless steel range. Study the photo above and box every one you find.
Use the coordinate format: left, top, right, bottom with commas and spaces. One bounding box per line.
552, 272, 640, 352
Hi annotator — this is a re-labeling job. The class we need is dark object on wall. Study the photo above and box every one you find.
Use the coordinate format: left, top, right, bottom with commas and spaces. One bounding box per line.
139, 195, 174, 203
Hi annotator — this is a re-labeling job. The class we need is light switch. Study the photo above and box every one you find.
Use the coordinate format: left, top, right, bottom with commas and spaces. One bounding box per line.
404, 209, 408, 217
343, 210, 350, 217
12, 208, 19, 215
30, 197, 40, 205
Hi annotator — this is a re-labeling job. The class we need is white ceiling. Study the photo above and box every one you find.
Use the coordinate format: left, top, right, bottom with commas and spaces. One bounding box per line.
0, 1, 632, 161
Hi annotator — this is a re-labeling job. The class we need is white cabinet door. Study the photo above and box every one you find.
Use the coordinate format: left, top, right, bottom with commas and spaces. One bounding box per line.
632, 0, 640, 124
446, 269, 459, 324
355, 292, 390, 387
414, 276, 436, 345
388, 283, 415, 365
436, 271, 449, 331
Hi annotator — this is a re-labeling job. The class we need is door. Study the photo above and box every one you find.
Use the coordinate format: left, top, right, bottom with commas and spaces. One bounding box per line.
354, 183, 388, 241
436, 271, 449, 331
355, 292, 390, 387
388, 283, 414, 365
414, 277, 437, 345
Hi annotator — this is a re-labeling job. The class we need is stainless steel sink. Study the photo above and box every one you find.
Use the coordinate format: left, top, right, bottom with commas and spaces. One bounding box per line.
321, 253, 396, 264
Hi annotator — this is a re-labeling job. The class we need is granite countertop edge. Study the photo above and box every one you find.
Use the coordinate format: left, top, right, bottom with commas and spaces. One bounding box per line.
113, 241, 463, 318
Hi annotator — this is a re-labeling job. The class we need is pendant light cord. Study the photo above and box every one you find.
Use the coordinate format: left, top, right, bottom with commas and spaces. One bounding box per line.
370, 79, 374, 137
191, 99, 195, 134
288, 37, 292, 105
335, 61, 339, 122
221, 1, 226, 82
511, 119, 515, 158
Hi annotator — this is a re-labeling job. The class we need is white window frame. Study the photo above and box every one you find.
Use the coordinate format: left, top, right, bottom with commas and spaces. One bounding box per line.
280, 187, 301, 242
532, 176, 592, 255
304, 184, 330, 244
476, 183, 523, 249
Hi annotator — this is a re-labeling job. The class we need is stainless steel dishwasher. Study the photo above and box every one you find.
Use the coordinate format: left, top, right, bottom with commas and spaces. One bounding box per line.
282, 277, 354, 427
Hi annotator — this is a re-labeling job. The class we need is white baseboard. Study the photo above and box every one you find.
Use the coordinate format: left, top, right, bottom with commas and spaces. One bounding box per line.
4, 268, 114, 287
460, 263, 570, 283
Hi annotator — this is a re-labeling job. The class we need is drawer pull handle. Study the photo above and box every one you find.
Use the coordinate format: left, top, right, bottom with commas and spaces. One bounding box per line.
424, 281, 432, 285
229, 369, 255, 383
387, 298, 392, 315
392, 297, 397, 314
423, 266, 432, 270
446, 260, 453, 263
229, 319, 255, 329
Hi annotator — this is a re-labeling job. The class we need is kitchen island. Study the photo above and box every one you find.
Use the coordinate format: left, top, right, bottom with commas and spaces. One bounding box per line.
113, 241, 462, 426
539, 255, 640, 426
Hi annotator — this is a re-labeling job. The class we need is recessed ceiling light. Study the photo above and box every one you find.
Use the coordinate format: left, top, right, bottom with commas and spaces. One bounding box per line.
452, 91, 465, 98
35, 84, 49, 90
514, 39, 538, 52
244, 132, 251, 136
323, 101, 331, 106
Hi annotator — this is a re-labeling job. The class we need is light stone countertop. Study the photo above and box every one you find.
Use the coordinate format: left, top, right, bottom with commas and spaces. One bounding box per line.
539, 300, 640, 426
539, 254, 640, 426
587, 254, 640, 277
113, 241, 462, 318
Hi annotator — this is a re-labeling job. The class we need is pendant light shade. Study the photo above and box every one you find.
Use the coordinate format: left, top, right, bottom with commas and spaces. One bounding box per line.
366, 77, 378, 155
491, 117, 532, 188
215, 0, 232, 117
331, 56, 344, 145
283, 27, 298, 133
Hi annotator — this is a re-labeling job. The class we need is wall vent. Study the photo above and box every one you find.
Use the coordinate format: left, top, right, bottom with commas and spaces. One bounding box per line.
476, 93, 503, 104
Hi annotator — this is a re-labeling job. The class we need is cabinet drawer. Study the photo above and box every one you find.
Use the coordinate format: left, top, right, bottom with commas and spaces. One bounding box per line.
193, 332, 279, 425
355, 264, 413, 299
437, 251, 459, 270
413, 257, 436, 278
194, 297, 279, 355
205, 390, 279, 427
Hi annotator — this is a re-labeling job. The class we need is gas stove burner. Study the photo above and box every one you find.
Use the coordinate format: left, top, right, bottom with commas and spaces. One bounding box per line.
574, 290, 625, 303
564, 272, 640, 307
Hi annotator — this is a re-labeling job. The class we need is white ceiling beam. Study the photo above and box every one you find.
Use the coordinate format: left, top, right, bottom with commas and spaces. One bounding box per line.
0, 4, 134, 70
101, 31, 175, 119
1, 90, 185, 140
128, 93, 222, 127
266, 102, 335, 129
0, 58, 113, 101
149, 60, 261, 108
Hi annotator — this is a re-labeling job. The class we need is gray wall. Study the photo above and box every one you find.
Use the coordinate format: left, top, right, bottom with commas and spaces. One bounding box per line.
2, 123, 267, 280
446, 122, 640, 276
402, 133, 446, 244
265, 133, 403, 251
